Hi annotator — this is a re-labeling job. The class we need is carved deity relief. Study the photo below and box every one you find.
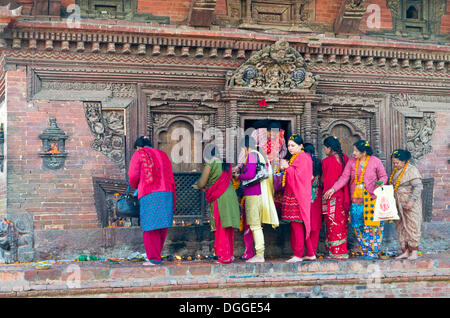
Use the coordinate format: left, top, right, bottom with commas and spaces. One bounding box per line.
226, 40, 318, 92
84, 102, 125, 170
390, 93, 437, 163
405, 113, 436, 162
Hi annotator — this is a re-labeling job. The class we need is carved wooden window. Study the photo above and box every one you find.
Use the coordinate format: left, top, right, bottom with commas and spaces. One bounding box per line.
77, 0, 135, 19
406, 4, 420, 20
226, 0, 308, 27
386, 0, 447, 40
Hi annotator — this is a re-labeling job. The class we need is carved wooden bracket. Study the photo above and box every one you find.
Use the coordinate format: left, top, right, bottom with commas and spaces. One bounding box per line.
334, 0, 367, 34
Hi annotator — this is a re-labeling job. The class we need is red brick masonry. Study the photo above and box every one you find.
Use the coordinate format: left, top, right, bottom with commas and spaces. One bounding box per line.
0, 254, 448, 297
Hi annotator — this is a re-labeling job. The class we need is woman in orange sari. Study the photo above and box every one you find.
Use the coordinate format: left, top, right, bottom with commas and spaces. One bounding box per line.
321, 136, 350, 259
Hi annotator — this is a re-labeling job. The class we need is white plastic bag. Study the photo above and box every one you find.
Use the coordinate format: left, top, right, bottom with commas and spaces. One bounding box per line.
373, 185, 399, 221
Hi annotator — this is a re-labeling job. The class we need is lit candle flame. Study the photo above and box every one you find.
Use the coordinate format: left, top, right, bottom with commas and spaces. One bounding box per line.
175, 254, 182, 261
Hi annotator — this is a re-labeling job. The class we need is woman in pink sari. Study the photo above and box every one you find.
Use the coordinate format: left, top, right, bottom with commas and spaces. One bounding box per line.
128, 136, 176, 266
280, 134, 314, 263
193, 146, 241, 264
324, 140, 388, 260
322, 136, 350, 259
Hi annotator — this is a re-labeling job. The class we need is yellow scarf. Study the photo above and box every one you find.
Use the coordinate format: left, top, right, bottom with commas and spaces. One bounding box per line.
353, 155, 370, 198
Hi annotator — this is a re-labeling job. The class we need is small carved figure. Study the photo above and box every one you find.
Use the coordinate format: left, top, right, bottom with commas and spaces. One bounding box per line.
0, 219, 18, 264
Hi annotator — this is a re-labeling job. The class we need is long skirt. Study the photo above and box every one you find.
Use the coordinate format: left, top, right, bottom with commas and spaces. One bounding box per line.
351, 204, 384, 258
140, 191, 173, 264
139, 191, 173, 231
395, 191, 422, 252
323, 197, 349, 259
213, 201, 235, 263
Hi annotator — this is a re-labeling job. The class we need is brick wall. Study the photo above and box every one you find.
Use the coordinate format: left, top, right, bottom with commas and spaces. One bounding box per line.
137, 0, 193, 23
214, 0, 227, 15
416, 112, 450, 222
5, 67, 123, 230
315, 0, 344, 24
359, 0, 393, 33
440, 4, 450, 35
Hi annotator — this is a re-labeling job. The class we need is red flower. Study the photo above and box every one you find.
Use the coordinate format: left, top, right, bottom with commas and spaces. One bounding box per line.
258, 99, 267, 107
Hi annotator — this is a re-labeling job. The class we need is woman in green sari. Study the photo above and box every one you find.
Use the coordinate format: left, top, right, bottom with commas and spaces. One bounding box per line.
193, 146, 241, 264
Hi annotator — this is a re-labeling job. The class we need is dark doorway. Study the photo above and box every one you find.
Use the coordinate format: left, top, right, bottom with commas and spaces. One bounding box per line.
243, 119, 292, 160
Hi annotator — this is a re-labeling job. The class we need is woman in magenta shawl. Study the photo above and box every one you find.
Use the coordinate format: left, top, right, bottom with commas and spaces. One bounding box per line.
280, 134, 314, 263
128, 136, 176, 266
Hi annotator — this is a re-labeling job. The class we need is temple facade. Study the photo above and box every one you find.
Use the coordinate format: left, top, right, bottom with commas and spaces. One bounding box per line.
0, 0, 448, 262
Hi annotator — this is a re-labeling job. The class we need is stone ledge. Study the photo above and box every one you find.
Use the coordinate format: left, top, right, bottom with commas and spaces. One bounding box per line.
0, 253, 448, 297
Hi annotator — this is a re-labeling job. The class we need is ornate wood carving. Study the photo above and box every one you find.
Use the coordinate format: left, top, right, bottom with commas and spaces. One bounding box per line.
223, 0, 313, 31
225, 40, 318, 93
389, 93, 437, 164
74, 0, 170, 23
405, 113, 436, 162
84, 101, 126, 171
375, 0, 448, 41
316, 93, 383, 159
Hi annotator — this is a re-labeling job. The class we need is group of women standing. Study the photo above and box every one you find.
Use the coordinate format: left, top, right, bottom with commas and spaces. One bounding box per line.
128, 132, 424, 266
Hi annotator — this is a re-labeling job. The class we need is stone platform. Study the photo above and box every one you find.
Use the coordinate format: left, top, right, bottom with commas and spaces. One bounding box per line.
0, 253, 448, 298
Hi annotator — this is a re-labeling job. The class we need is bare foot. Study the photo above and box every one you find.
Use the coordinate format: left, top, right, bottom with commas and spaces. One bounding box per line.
407, 250, 418, 260
286, 256, 303, 263
395, 251, 409, 260
246, 256, 265, 263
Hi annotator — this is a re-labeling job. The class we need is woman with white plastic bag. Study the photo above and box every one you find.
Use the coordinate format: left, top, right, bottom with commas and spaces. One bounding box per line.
373, 185, 399, 222
389, 149, 424, 261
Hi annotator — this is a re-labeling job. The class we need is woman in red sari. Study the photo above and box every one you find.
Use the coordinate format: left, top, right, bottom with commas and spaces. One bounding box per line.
280, 134, 313, 263
128, 136, 176, 266
321, 136, 350, 259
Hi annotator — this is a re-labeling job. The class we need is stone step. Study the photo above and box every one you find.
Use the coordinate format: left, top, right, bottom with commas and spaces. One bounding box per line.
0, 253, 448, 297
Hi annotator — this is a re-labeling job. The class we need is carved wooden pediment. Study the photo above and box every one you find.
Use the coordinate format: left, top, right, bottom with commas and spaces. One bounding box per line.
225, 40, 318, 93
